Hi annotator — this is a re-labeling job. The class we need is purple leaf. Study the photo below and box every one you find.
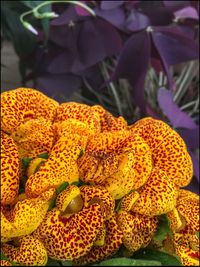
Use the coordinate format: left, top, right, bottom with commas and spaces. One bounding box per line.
139, 7, 175, 26
163, 1, 191, 8
111, 31, 150, 111
75, 5, 91, 16
101, 1, 124, 10
174, 6, 199, 20
51, 6, 78, 26
178, 128, 199, 149
151, 26, 199, 87
48, 18, 122, 74
152, 26, 199, 65
158, 88, 198, 129
125, 10, 150, 32
35, 73, 82, 102
95, 7, 126, 31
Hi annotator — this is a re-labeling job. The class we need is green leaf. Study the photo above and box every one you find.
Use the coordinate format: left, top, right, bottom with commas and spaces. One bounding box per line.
196, 231, 199, 238
153, 215, 172, 243
71, 181, 80, 187
91, 258, 161, 266
77, 180, 89, 187
56, 182, 69, 195
115, 198, 123, 212
38, 152, 49, 159
22, 157, 32, 170
1, 5, 36, 57
60, 261, 73, 266
46, 258, 62, 266
48, 197, 56, 211
78, 149, 84, 159
132, 249, 183, 266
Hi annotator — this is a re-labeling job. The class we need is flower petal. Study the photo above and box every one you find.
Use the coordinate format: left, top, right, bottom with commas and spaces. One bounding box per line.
2, 236, 48, 266
131, 168, 178, 217
74, 214, 123, 265
117, 210, 158, 252
1, 132, 20, 205
34, 204, 104, 260
25, 134, 84, 197
1, 88, 58, 133
11, 118, 55, 159
1, 188, 55, 239
80, 185, 115, 219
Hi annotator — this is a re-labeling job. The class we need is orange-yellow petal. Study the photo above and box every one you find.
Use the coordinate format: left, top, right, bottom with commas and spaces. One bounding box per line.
25, 134, 84, 197
80, 185, 115, 219
56, 185, 83, 214
74, 214, 123, 266
1, 235, 48, 266
55, 102, 101, 134
175, 245, 199, 266
167, 189, 199, 234
130, 117, 172, 152
131, 168, 178, 217
1, 88, 58, 133
1, 188, 55, 239
34, 204, 104, 260
153, 130, 193, 187
0, 260, 12, 266
1, 131, 20, 205
92, 105, 127, 132
130, 117, 193, 187
100, 151, 135, 199
11, 118, 55, 159
117, 210, 158, 252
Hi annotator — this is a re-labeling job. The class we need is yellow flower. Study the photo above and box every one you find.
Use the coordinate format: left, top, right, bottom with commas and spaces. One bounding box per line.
1, 235, 48, 266
1, 131, 20, 205
117, 210, 158, 253
1, 88, 58, 134
33, 185, 114, 260
1, 188, 55, 240
130, 117, 193, 187
164, 190, 200, 266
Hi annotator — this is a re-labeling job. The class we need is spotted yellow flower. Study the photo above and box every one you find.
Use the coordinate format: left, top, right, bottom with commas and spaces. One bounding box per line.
130, 117, 193, 187
163, 190, 200, 266
78, 130, 152, 199
74, 214, 123, 266
11, 118, 55, 159
117, 210, 158, 253
25, 134, 85, 198
33, 185, 114, 260
1, 88, 58, 134
1, 235, 48, 266
1, 188, 55, 240
1, 131, 20, 205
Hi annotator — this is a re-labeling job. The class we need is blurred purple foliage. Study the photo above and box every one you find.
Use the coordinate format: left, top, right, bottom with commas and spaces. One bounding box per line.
31, 1, 199, 106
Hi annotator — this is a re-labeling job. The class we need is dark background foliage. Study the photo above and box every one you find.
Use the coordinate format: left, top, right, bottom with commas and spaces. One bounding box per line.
1, 0, 199, 193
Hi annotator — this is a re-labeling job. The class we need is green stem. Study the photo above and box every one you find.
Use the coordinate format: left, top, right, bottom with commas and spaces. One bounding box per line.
20, 0, 96, 33
33, 0, 96, 17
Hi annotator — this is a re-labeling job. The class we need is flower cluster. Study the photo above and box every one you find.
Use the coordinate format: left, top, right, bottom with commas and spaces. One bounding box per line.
0, 88, 199, 266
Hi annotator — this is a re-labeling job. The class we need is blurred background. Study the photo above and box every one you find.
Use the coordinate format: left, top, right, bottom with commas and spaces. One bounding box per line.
1, 0, 199, 192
